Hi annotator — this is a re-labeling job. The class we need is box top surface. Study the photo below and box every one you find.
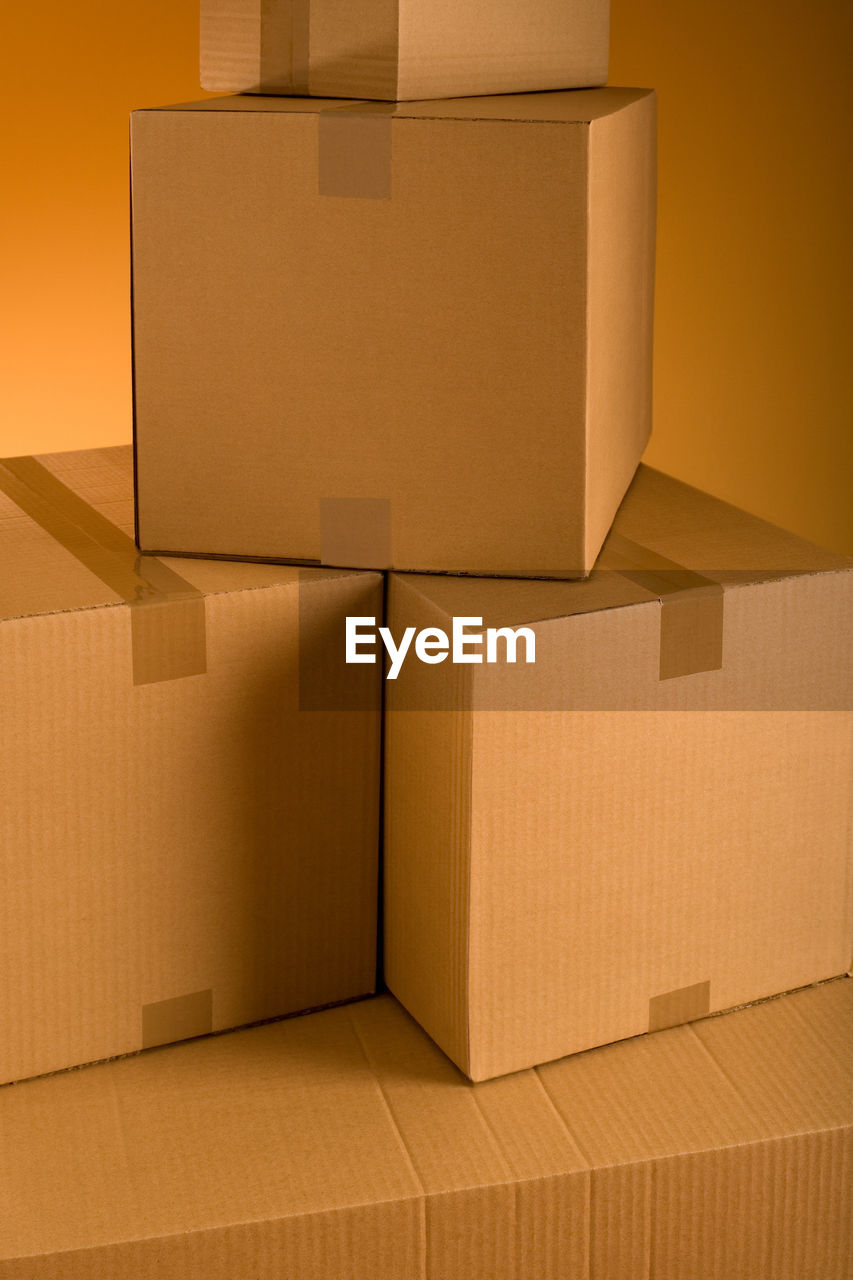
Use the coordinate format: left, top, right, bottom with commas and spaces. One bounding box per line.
139, 87, 652, 126
0, 446, 375, 624
395, 465, 852, 629
1, 982, 849, 1263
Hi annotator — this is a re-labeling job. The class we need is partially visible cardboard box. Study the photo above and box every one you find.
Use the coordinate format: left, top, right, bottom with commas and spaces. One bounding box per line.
1, 982, 850, 1277
201, 0, 610, 101
384, 466, 853, 1079
0, 446, 381, 1086
132, 88, 656, 578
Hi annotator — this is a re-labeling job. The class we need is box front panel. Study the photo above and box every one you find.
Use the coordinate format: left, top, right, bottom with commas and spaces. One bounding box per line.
132, 108, 588, 575
468, 708, 852, 1078
0, 578, 380, 1084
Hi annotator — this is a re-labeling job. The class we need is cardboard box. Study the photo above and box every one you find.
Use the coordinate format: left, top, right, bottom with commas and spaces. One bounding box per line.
200, 0, 610, 101
0, 981, 850, 1277
0, 445, 381, 1085
132, 88, 656, 578
384, 465, 853, 1079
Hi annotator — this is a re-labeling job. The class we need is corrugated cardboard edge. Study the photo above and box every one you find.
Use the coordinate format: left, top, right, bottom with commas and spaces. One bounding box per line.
0, 455, 207, 685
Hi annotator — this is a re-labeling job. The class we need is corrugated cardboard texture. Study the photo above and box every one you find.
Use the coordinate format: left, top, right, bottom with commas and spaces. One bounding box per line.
200, 0, 609, 101
0, 983, 849, 1278
132, 89, 655, 577
0, 446, 382, 1085
385, 467, 853, 1078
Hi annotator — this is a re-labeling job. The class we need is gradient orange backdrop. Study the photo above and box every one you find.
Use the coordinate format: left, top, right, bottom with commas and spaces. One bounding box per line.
2, 0, 851, 552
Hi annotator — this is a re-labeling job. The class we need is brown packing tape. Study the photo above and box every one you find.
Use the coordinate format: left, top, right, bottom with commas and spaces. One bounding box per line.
318, 105, 394, 200
320, 497, 393, 568
0, 456, 207, 686
649, 980, 712, 1033
259, 0, 310, 94
141, 989, 214, 1050
290, 0, 311, 93
605, 532, 725, 680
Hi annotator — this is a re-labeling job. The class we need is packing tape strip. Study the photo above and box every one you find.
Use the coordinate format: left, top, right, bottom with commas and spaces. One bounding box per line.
605, 532, 725, 680
141, 988, 214, 1050
320, 496, 393, 568
0, 455, 207, 686
259, 0, 310, 93
318, 103, 395, 200
648, 980, 711, 1033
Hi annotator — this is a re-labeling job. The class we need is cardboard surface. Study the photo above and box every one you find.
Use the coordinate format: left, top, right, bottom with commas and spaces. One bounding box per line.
0, 982, 850, 1277
0, 445, 382, 1085
201, 0, 610, 101
132, 88, 656, 578
384, 466, 853, 1078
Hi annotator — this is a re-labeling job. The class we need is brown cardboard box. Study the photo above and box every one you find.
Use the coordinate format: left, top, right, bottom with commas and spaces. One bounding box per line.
132, 88, 656, 578
0, 445, 381, 1086
200, 0, 610, 101
0, 981, 850, 1277
384, 465, 853, 1079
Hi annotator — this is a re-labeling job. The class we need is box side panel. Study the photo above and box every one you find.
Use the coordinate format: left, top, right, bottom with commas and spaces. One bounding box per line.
584, 91, 657, 569
200, 0, 264, 92
0, 573, 380, 1084
132, 109, 588, 576
397, 0, 609, 100
467, 708, 851, 1079
383, 578, 474, 1071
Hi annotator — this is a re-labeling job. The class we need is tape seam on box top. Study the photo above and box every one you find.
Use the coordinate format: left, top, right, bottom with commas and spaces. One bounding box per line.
605, 532, 725, 680
0, 455, 207, 685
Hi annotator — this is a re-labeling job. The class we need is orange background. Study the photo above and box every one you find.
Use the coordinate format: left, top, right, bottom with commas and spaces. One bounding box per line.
2, 0, 851, 552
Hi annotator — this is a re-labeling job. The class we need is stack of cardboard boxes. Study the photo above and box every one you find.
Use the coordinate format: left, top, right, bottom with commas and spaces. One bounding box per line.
1, 1, 850, 1274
